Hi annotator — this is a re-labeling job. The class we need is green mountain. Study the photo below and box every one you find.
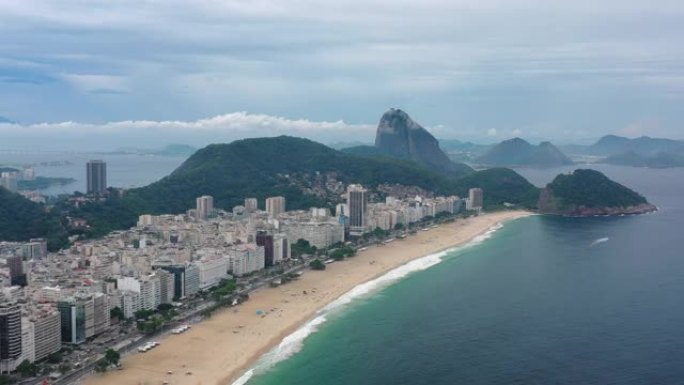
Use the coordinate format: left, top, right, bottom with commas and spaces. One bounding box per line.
456, 168, 540, 208
59, 136, 538, 237
538, 169, 656, 216
0, 187, 68, 250
476, 138, 573, 167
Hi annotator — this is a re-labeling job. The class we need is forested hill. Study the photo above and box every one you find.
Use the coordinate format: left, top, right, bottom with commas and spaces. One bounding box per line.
538, 169, 656, 216
0, 188, 68, 250
58, 136, 541, 237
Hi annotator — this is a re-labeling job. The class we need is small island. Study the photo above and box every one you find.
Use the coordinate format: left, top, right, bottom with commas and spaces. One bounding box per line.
537, 169, 657, 216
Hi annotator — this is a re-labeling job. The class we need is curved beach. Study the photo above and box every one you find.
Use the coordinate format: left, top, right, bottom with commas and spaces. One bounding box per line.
84, 210, 531, 385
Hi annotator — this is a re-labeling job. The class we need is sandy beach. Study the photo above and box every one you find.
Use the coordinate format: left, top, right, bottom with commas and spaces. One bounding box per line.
83, 210, 531, 385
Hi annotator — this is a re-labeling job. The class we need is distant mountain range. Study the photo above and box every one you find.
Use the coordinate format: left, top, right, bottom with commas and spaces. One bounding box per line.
0, 116, 14, 124
561, 135, 684, 168
476, 138, 573, 167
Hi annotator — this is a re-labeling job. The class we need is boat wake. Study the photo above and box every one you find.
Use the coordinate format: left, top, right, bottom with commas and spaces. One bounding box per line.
590, 237, 609, 247
230, 221, 507, 385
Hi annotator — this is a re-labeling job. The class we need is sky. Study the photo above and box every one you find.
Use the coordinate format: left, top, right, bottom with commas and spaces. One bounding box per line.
1, 0, 683, 150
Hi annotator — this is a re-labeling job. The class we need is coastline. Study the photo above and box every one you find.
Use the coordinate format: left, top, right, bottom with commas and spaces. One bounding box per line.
83, 210, 532, 385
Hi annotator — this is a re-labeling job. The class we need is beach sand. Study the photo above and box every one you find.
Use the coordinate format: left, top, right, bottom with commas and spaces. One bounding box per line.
83, 210, 531, 385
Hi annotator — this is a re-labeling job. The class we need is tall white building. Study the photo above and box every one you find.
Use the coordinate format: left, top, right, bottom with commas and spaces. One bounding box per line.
196, 195, 214, 220
244, 198, 258, 213
282, 221, 345, 250
184, 264, 200, 296
265, 196, 286, 218
228, 245, 265, 276
30, 307, 61, 362
198, 256, 230, 290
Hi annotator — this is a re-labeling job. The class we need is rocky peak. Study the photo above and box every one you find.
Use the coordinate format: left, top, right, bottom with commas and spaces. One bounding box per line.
373, 108, 471, 175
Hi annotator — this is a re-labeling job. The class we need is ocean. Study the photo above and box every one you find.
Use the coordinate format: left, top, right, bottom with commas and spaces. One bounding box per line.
0, 150, 186, 195
240, 165, 684, 385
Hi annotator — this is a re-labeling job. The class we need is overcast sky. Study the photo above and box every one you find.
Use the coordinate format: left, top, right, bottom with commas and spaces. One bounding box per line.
1, 0, 683, 149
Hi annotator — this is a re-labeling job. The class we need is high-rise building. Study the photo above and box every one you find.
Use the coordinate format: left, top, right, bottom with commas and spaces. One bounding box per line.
272, 233, 290, 264
196, 195, 214, 220
468, 188, 484, 211
57, 296, 95, 344
347, 184, 368, 235
0, 303, 22, 367
92, 293, 110, 336
30, 307, 61, 362
184, 264, 200, 296
244, 198, 258, 213
256, 231, 275, 267
157, 269, 176, 304
21, 239, 47, 260
86, 160, 107, 195
6, 255, 26, 287
265, 196, 286, 218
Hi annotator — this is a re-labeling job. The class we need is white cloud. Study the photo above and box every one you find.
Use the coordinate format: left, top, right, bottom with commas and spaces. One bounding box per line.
60, 74, 128, 93
487, 128, 498, 137
0, 111, 375, 140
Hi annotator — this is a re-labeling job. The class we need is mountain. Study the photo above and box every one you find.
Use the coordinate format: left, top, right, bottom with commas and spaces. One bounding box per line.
0, 116, 14, 124
373, 108, 472, 176
0, 187, 68, 250
456, 168, 540, 208
476, 138, 573, 167
604, 151, 684, 168
538, 169, 656, 216
58, 136, 538, 237
589, 135, 684, 156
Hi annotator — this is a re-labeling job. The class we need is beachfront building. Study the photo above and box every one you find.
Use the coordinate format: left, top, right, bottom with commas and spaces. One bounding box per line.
466, 188, 483, 212
281, 221, 345, 250
0, 302, 22, 373
197, 255, 230, 290
57, 295, 95, 344
30, 306, 62, 362
157, 269, 175, 304
184, 264, 201, 296
347, 184, 368, 235
228, 245, 265, 277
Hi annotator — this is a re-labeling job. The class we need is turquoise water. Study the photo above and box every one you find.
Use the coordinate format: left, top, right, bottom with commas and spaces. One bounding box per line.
243, 166, 684, 385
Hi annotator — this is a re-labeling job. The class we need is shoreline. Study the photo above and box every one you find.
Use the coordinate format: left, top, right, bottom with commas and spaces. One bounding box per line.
83, 210, 532, 385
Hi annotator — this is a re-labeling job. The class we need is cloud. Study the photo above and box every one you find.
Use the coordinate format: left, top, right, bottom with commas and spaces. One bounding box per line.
0, 112, 376, 148
487, 128, 498, 137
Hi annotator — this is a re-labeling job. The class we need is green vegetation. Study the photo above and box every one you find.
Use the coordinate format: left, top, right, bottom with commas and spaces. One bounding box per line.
15, 360, 38, 377
110, 306, 125, 320
456, 168, 540, 209
291, 239, 317, 257
210, 278, 237, 300
0, 187, 69, 250
104, 349, 120, 366
309, 259, 326, 270
330, 246, 356, 261
541, 169, 648, 210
